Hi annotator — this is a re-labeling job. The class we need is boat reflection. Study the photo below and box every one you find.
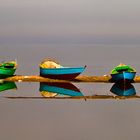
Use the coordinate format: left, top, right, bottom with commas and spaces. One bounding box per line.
4, 82, 140, 100
39, 82, 84, 97
110, 82, 136, 96
0, 82, 17, 92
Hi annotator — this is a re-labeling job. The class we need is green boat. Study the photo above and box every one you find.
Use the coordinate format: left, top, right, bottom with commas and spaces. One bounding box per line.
0, 82, 17, 92
0, 61, 17, 78
111, 63, 136, 82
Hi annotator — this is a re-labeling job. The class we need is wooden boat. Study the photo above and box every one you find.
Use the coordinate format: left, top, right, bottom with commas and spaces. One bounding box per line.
0, 61, 17, 78
40, 66, 86, 80
39, 82, 84, 97
110, 63, 136, 82
110, 82, 136, 96
40, 59, 86, 79
0, 82, 17, 92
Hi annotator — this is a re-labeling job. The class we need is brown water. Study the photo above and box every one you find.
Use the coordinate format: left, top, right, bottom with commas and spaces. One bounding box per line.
0, 45, 140, 140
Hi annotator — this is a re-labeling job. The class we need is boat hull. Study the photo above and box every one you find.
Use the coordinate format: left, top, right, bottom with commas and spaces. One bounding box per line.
111, 72, 136, 82
40, 66, 86, 80
0, 82, 17, 92
40, 82, 83, 96
110, 83, 136, 96
0, 68, 16, 78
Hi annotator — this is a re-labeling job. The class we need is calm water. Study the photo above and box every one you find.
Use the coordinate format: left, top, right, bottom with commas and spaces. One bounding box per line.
0, 45, 140, 140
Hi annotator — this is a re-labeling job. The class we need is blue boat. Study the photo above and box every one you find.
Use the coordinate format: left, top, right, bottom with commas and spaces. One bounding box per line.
39, 82, 84, 97
110, 82, 136, 96
40, 66, 86, 80
110, 63, 136, 82
40, 59, 86, 80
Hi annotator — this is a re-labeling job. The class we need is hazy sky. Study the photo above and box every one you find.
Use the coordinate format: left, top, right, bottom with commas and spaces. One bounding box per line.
0, 0, 140, 44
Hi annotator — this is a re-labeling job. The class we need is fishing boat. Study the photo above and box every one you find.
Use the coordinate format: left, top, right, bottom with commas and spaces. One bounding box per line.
0, 61, 17, 78
110, 82, 136, 96
110, 63, 136, 82
40, 59, 86, 80
40, 82, 84, 97
0, 82, 17, 92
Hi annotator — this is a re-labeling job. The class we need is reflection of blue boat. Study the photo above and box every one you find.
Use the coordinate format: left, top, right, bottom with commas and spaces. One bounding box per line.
40, 66, 86, 80
40, 82, 84, 97
110, 82, 136, 96
110, 64, 136, 82
0, 82, 17, 92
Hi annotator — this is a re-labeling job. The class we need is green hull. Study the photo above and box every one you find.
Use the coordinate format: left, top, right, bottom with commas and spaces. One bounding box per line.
0, 82, 17, 92
0, 61, 17, 78
0, 68, 16, 78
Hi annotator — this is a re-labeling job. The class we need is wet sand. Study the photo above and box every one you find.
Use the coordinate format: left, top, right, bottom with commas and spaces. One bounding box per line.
3, 75, 140, 83
6, 95, 140, 100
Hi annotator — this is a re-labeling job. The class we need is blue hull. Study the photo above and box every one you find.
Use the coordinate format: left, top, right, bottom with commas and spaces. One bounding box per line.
40, 66, 86, 79
110, 83, 136, 96
111, 72, 136, 82
40, 82, 83, 97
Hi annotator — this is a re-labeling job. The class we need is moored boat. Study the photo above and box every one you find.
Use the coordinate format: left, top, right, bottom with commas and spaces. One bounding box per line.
110, 63, 136, 82
40, 59, 86, 80
0, 61, 17, 78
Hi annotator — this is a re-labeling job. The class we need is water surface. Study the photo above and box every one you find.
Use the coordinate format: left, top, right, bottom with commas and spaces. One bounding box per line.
0, 45, 140, 140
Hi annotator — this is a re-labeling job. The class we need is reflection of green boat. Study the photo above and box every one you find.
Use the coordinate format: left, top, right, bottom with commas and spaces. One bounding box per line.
0, 61, 17, 78
0, 82, 17, 92
40, 82, 84, 97
110, 63, 136, 82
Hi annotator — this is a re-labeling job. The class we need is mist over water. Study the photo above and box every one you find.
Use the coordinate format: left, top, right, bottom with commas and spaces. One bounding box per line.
0, 0, 140, 45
